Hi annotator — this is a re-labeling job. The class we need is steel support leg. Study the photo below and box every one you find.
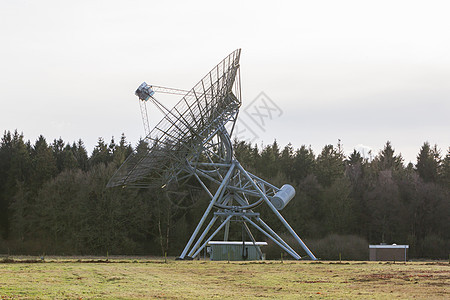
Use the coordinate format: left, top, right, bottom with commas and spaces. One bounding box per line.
242, 216, 301, 259
236, 162, 317, 260
256, 217, 298, 258
243, 221, 263, 260
192, 215, 233, 258
187, 215, 219, 258
179, 162, 236, 259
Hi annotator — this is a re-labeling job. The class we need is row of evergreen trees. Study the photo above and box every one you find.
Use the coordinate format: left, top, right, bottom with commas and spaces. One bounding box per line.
0, 130, 448, 258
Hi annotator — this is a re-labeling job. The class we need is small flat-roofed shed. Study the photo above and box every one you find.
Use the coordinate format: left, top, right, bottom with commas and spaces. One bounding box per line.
207, 241, 268, 261
369, 244, 409, 261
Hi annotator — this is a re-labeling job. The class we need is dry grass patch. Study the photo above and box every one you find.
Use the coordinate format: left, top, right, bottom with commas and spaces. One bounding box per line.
0, 258, 448, 299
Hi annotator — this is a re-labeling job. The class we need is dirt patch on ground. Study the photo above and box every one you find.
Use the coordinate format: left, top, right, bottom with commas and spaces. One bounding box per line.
0, 258, 44, 263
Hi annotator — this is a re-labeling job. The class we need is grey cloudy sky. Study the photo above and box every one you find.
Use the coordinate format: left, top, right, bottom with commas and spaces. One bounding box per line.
1, 0, 449, 164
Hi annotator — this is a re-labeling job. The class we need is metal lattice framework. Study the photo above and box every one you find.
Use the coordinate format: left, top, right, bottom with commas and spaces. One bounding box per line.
107, 49, 241, 189
107, 49, 317, 261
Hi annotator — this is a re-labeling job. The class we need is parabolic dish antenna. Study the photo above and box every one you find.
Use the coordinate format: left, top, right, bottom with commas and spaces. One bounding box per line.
108, 49, 317, 260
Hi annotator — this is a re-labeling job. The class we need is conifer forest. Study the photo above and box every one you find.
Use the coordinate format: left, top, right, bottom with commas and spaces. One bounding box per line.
0, 130, 448, 259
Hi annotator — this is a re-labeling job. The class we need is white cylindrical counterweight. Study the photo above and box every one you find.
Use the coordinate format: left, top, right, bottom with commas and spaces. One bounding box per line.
270, 184, 296, 210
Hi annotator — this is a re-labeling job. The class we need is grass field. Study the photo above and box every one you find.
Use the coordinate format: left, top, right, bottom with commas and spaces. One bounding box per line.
0, 257, 448, 299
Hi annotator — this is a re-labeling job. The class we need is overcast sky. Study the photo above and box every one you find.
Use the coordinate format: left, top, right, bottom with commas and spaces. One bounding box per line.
1, 0, 449, 164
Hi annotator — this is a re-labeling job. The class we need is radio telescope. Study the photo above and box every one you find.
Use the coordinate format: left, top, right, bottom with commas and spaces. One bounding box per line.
107, 49, 317, 260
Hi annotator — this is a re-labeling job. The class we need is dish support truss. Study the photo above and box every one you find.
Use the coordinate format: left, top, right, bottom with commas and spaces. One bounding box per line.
107, 49, 242, 189
179, 127, 317, 261
107, 49, 317, 260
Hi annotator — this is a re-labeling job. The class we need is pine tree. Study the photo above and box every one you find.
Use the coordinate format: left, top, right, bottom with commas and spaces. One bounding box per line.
345, 149, 365, 200
292, 145, 315, 182
51, 138, 78, 172
441, 147, 450, 187
72, 139, 89, 171
280, 143, 294, 180
30, 135, 58, 192
258, 140, 280, 177
0, 131, 13, 238
375, 141, 404, 171
416, 142, 440, 183
112, 134, 133, 166
89, 137, 112, 166
314, 143, 345, 187
0, 131, 31, 239
347, 149, 363, 166
52, 138, 66, 172
135, 138, 149, 154
233, 140, 259, 171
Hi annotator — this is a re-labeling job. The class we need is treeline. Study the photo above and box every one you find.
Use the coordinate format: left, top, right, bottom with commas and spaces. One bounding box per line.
0, 130, 449, 259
